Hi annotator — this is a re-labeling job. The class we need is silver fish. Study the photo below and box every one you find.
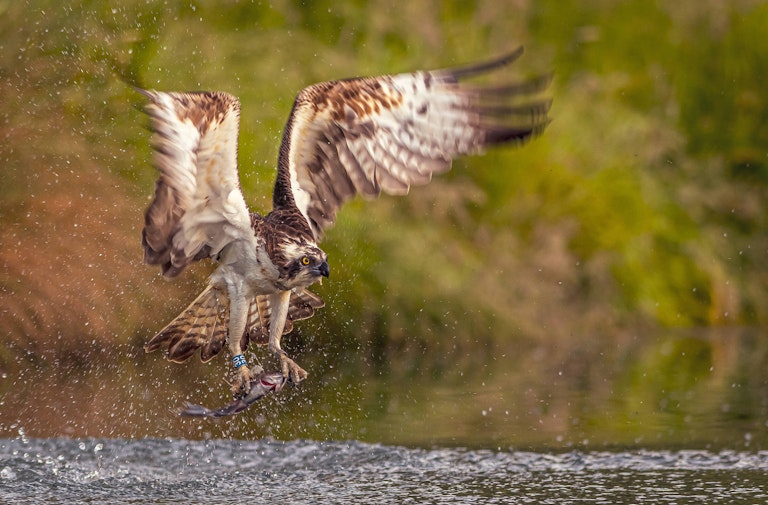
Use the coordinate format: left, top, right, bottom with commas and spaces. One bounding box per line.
179, 370, 287, 417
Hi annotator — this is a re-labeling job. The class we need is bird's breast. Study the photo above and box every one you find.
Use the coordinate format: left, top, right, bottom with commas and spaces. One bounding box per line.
246, 240, 282, 293
211, 236, 282, 295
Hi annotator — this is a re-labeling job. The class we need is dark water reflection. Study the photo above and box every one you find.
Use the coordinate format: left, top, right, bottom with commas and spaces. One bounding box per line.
1, 327, 766, 451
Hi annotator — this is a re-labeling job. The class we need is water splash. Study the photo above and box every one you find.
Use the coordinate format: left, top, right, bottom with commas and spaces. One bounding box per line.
1, 437, 767, 504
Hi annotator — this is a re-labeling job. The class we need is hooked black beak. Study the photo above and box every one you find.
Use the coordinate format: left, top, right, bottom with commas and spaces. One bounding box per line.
317, 261, 330, 278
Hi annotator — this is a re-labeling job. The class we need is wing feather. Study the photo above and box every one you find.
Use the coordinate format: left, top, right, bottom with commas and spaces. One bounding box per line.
273, 47, 550, 240
140, 90, 252, 277
321, 131, 357, 199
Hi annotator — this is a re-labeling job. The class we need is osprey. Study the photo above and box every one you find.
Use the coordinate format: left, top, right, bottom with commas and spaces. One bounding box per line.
140, 47, 550, 397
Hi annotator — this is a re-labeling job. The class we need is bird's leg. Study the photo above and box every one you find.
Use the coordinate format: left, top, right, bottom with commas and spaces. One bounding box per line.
267, 290, 308, 383
227, 290, 252, 398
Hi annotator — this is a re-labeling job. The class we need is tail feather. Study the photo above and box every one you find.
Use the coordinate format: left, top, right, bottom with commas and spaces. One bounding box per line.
144, 285, 229, 363
242, 289, 325, 347
145, 286, 325, 363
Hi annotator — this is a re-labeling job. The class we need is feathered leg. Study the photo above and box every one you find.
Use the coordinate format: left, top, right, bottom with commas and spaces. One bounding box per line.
268, 290, 308, 383
227, 286, 253, 397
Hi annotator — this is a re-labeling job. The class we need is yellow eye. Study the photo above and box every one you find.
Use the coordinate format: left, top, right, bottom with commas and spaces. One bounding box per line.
301, 256, 310, 266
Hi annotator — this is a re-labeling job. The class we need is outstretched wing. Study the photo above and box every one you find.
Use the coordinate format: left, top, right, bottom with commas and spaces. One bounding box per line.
140, 90, 252, 277
272, 47, 550, 240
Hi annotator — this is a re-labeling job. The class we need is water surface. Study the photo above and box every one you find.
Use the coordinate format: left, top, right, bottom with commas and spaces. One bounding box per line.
2, 437, 767, 504
2, 330, 767, 503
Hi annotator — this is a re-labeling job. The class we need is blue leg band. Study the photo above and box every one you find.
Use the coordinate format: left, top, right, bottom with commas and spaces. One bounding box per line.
232, 354, 247, 369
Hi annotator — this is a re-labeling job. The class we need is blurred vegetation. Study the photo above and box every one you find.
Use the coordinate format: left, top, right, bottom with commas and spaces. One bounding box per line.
1, 0, 767, 446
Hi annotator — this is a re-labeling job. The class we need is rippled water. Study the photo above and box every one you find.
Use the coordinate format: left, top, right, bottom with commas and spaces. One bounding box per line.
2, 437, 767, 504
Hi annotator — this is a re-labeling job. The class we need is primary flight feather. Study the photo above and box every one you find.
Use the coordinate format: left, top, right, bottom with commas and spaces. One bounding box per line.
140, 47, 550, 397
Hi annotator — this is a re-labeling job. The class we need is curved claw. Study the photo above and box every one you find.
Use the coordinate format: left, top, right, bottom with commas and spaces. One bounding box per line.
231, 365, 253, 398
277, 351, 308, 383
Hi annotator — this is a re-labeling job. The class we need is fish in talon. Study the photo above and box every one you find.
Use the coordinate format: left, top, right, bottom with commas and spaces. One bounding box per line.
180, 371, 287, 418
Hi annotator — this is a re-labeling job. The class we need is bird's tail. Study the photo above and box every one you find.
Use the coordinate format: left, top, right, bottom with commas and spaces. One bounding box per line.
145, 286, 326, 363
241, 288, 325, 349
144, 285, 230, 363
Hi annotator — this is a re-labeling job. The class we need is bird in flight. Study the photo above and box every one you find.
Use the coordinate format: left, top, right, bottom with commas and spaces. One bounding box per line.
140, 47, 550, 398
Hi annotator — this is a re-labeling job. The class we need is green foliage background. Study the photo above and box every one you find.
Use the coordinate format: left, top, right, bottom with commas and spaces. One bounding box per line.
0, 0, 766, 446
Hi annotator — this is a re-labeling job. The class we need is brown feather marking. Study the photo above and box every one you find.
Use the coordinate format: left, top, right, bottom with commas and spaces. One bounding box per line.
275, 50, 549, 243
141, 91, 242, 278
321, 78, 403, 122
144, 285, 231, 363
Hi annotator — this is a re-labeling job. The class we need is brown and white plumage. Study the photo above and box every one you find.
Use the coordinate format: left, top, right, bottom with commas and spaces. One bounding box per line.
274, 47, 550, 239
141, 91, 251, 277
139, 47, 550, 397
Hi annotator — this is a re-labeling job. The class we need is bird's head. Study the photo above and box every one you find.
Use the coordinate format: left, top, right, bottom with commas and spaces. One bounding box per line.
276, 240, 329, 289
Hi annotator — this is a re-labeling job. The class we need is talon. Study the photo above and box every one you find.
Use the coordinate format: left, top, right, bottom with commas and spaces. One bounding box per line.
277, 351, 308, 384
231, 365, 253, 399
